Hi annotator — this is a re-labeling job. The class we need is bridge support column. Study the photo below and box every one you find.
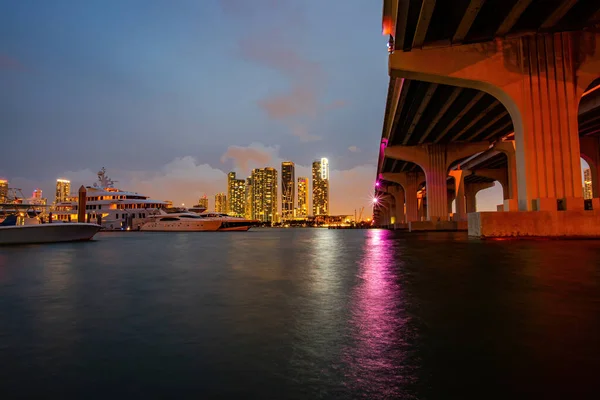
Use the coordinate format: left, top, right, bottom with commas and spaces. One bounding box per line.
493, 141, 519, 211
447, 189, 455, 218
380, 171, 424, 223
385, 142, 489, 221
465, 182, 496, 213
580, 136, 600, 210
389, 31, 600, 214
449, 169, 468, 220
387, 185, 406, 226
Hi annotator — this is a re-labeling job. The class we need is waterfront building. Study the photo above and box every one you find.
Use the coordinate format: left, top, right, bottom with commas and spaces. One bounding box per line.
30, 188, 47, 205
251, 167, 277, 223
281, 161, 295, 221
584, 168, 593, 200
297, 177, 309, 218
245, 177, 253, 220
227, 172, 245, 217
312, 158, 330, 216
55, 178, 71, 204
215, 193, 227, 213
0, 179, 8, 203
198, 195, 209, 209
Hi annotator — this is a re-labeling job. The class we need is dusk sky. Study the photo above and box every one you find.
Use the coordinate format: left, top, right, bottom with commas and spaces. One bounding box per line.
1, 0, 504, 213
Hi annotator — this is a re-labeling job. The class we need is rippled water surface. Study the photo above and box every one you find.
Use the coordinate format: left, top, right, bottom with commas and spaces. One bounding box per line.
1, 229, 600, 399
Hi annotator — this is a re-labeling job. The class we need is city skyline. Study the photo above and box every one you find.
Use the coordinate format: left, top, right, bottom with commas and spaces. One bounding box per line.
0, 0, 387, 218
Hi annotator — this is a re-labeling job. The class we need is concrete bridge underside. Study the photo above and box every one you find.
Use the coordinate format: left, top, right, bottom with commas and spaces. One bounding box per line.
375, 0, 600, 237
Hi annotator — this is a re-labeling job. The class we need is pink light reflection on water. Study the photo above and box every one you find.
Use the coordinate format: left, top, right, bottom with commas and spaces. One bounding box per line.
342, 229, 417, 398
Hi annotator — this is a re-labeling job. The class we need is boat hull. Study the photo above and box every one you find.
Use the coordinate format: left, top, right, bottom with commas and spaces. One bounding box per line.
140, 219, 222, 232
0, 223, 101, 245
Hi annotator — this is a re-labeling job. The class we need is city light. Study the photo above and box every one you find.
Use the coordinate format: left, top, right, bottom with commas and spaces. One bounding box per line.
372, 197, 378, 204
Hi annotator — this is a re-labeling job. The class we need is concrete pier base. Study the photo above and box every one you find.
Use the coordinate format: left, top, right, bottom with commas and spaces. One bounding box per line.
468, 211, 600, 238
409, 221, 467, 232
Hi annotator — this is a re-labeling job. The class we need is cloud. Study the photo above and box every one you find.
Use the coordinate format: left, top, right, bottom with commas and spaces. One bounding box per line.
221, 0, 344, 142
220, 143, 276, 172
291, 124, 321, 143
348, 146, 360, 153
0, 54, 25, 71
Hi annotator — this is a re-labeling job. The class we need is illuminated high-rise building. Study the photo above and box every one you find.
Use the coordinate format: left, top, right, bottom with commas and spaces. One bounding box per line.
245, 177, 253, 220
297, 177, 309, 218
584, 168, 593, 200
0, 179, 8, 203
215, 193, 227, 213
55, 179, 71, 204
281, 161, 295, 220
198, 195, 209, 209
227, 172, 246, 217
251, 167, 277, 223
29, 188, 47, 206
312, 158, 329, 216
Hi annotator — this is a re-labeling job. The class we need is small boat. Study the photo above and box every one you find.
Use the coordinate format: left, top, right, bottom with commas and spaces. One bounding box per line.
197, 212, 257, 232
0, 214, 101, 245
139, 210, 222, 232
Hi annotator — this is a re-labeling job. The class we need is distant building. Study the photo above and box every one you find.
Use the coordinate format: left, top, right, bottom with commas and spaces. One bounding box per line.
245, 177, 253, 220
584, 168, 593, 200
251, 167, 277, 223
281, 161, 295, 220
55, 179, 71, 204
30, 188, 47, 205
215, 193, 227, 213
227, 172, 245, 217
164, 200, 174, 208
312, 158, 330, 216
198, 195, 209, 209
0, 179, 8, 203
297, 177, 309, 218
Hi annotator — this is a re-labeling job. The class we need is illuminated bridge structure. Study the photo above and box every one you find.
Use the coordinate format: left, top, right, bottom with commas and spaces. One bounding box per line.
373, 0, 600, 237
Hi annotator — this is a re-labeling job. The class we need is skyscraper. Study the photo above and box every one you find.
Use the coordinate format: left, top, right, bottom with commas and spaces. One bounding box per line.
245, 177, 253, 220
584, 168, 593, 200
55, 179, 71, 204
215, 193, 227, 213
281, 161, 295, 220
0, 179, 8, 203
198, 195, 209, 209
251, 167, 277, 223
227, 172, 246, 217
297, 177, 309, 218
312, 158, 329, 216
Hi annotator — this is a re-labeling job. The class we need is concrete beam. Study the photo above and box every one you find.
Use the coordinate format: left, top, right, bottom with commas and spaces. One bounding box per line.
453, 0, 485, 44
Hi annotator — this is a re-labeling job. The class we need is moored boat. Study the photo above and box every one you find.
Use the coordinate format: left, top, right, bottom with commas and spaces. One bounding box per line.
196, 212, 257, 231
0, 214, 101, 245
139, 210, 222, 232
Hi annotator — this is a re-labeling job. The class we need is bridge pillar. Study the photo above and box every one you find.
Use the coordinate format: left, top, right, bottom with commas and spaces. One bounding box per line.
465, 182, 496, 213
447, 189, 455, 218
389, 32, 600, 212
580, 136, 600, 210
493, 140, 519, 211
385, 142, 489, 221
386, 185, 406, 225
380, 171, 424, 222
449, 169, 468, 220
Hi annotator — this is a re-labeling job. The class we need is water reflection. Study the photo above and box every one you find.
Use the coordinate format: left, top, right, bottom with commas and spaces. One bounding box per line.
344, 229, 417, 399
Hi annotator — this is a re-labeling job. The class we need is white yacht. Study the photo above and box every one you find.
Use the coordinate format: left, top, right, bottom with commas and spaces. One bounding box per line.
52, 168, 168, 230
197, 212, 257, 231
139, 209, 222, 232
0, 208, 101, 245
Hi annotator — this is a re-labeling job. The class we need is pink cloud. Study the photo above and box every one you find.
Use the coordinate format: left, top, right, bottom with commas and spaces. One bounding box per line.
222, 1, 344, 142
220, 143, 276, 172
0, 54, 25, 71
